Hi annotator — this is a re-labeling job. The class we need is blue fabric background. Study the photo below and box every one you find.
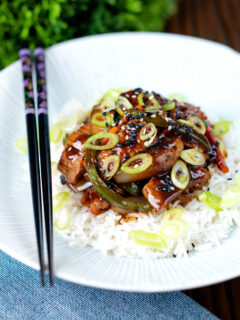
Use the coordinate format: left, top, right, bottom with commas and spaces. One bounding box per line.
0, 250, 218, 320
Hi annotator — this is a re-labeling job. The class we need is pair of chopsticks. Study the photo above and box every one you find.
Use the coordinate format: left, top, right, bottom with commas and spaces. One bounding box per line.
19, 48, 53, 286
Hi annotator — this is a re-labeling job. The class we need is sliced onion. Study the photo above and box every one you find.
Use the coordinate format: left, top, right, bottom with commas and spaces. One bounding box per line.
162, 101, 175, 111
159, 219, 188, 239
16, 137, 28, 153
91, 112, 114, 128
84, 132, 119, 150
103, 155, 120, 179
198, 191, 222, 211
53, 192, 70, 213
120, 153, 152, 174
180, 149, 205, 166
129, 230, 167, 249
162, 208, 183, 223
220, 186, 240, 209
189, 117, 206, 134
212, 120, 233, 137
171, 160, 190, 190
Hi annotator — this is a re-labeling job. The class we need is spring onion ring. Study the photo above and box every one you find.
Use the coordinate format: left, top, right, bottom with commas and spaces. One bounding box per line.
171, 160, 190, 190
189, 117, 206, 135
129, 230, 167, 249
91, 112, 114, 128
55, 209, 71, 230
16, 137, 28, 153
103, 155, 120, 179
167, 93, 185, 103
53, 192, 70, 213
162, 101, 175, 111
84, 132, 119, 150
180, 149, 205, 166
120, 153, 153, 174
220, 186, 240, 209
159, 219, 188, 240
212, 120, 233, 137
50, 123, 63, 144
140, 123, 157, 141
162, 208, 183, 223
198, 191, 222, 211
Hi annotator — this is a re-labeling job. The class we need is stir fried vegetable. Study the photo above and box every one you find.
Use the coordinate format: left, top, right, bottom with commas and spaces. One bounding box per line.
56, 88, 232, 217
85, 149, 152, 212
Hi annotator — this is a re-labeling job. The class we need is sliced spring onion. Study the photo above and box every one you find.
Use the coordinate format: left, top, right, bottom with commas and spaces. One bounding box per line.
91, 112, 114, 128
180, 149, 205, 166
220, 186, 240, 209
50, 123, 63, 144
103, 155, 120, 179
216, 138, 227, 158
116, 96, 133, 110
171, 160, 189, 190
121, 153, 152, 174
162, 101, 175, 111
235, 176, 240, 186
55, 209, 70, 230
129, 230, 167, 249
103, 88, 122, 100
159, 219, 188, 240
59, 117, 77, 132
198, 191, 222, 211
16, 137, 28, 153
138, 92, 160, 113
84, 132, 119, 150
53, 192, 70, 213
189, 117, 206, 135
212, 120, 233, 137
162, 208, 183, 223
99, 97, 116, 111
137, 92, 144, 105
167, 93, 185, 103
140, 123, 157, 141
178, 119, 192, 126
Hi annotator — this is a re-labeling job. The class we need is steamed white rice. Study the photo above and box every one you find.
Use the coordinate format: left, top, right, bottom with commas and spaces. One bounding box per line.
51, 99, 240, 258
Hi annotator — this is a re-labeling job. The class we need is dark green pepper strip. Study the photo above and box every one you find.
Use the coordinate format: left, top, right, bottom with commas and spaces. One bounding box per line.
85, 149, 152, 212
144, 115, 212, 152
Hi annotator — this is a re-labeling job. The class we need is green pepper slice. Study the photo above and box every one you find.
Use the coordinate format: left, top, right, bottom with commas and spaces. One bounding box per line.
85, 149, 152, 212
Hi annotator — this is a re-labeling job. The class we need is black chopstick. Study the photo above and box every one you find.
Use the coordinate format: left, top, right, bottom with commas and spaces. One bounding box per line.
19, 49, 45, 286
33, 48, 54, 286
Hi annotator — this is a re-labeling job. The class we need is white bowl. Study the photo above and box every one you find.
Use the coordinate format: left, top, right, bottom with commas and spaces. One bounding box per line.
0, 32, 239, 292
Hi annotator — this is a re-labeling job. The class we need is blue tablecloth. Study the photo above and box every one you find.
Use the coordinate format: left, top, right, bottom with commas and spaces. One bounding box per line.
0, 250, 218, 320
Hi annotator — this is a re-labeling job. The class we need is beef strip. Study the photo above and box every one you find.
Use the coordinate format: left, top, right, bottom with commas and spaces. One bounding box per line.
57, 121, 90, 184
